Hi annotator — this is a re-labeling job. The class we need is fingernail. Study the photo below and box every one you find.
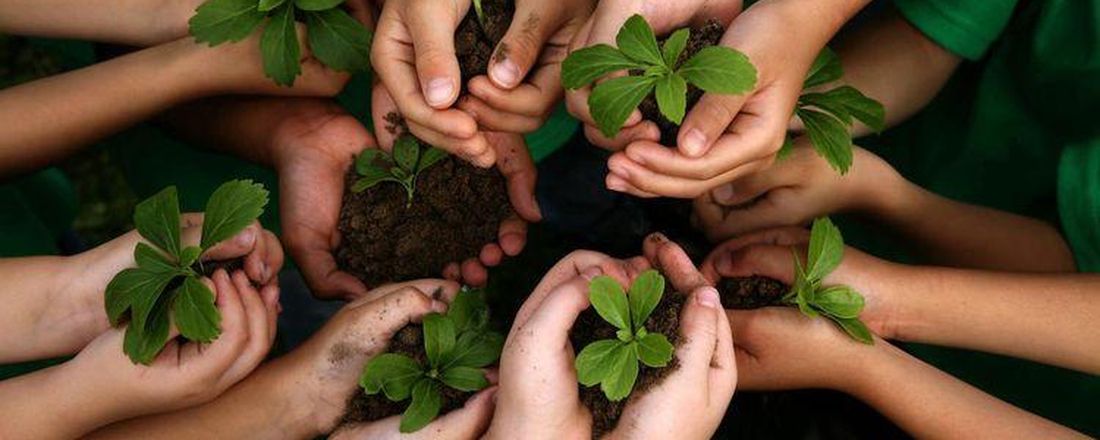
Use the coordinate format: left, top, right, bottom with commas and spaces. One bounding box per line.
607, 175, 627, 191
426, 78, 454, 106
260, 262, 270, 282
608, 162, 630, 179
712, 184, 735, 204
696, 287, 721, 308
491, 59, 521, 88
236, 228, 256, 247
431, 300, 448, 313
682, 129, 707, 157
649, 232, 669, 244
581, 266, 604, 281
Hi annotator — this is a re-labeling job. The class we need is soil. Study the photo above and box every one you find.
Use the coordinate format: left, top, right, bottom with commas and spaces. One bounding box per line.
717, 276, 789, 309
455, 0, 515, 90
638, 20, 725, 146
341, 325, 472, 426
198, 257, 244, 279
569, 283, 687, 437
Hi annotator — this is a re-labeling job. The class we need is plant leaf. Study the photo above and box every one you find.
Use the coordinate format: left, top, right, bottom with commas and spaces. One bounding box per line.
400, 379, 443, 433
654, 73, 687, 125
360, 353, 424, 400
123, 293, 172, 365
601, 343, 639, 401
105, 268, 177, 326
589, 75, 658, 138
804, 47, 842, 89
127, 271, 180, 333
661, 28, 690, 67
588, 275, 631, 330
179, 246, 203, 269
295, 0, 345, 11
616, 15, 663, 66
628, 269, 664, 329
134, 186, 181, 259
776, 136, 794, 161
826, 86, 885, 132
189, 0, 266, 45
258, 0, 285, 12
805, 217, 844, 283
575, 339, 622, 386
799, 91, 852, 125
351, 170, 391, 193
423, 313, 456, 367
812, 285, 864, 319
443, 331, 504, 369
417, 147, 449, 173
200, 180, 269, 250
306, 9, 372, 72
356, 149, 388, 175
834, 317, 874, 345
440, 366, 490, 392
135, 242, 179, 273
797, 108, 853, 174
679, 46, 757, 94
172, 276, 221, 343
260, 4, 301, 87
561, 44, 643, 89
635, 333, 674, 368
448, 288, 488, 333
393, 135, 421, 172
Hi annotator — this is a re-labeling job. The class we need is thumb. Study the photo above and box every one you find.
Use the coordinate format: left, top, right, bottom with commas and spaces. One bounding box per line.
331, 387, 496, 440
406, 1, 466, 108
488, 3, 560, 89
489, 132, 542, 222
709, 244, 798, 285
675, 286, 723, 374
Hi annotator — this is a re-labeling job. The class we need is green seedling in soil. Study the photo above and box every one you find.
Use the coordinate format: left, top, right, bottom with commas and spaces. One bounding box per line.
351, 135, 449, 207
471, 0, 488, 31
562, 15, 758, 138
189, 0, 372, 86
782, 48, 886, 174
783, 217, 874, 344
575, 270, 675, 401
105, 180, 269, 364
360, 288, 505, 433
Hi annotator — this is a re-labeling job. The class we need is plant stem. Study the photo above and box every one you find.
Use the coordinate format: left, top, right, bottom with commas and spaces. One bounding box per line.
472, 0, 488, 32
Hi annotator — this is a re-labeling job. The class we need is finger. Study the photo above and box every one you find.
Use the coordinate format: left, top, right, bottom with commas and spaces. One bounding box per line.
467, 71, 561, 118
709, 288, 738, 405
718, 189, 814, 236
458, 96, 545, 133
692, 194, 730, 243
517, 275, 591, 349
489, 0, 562, 89
244, 224, 267, 283
353, 279, 462, 306
515, 251, 611, 328
489, 133, 542, 222
675, 286, 723, 375
480, 243, 504, 267
220, 271, 273, 385
583, 120, 658, 152
199, 221, 259, 262
677, 92, 748, 157
405, 0, 466, 109
610, 149, 773, 198
260, 284, 281, 345
461, 257, 489, 287
184, 270, 247, 372
406, 120, 495, 168
288, 232, 369, 300
606, 173, 660, 198
443, 263, 461, 281
497, 215, 528, 257
259, 229, 284, 285
332, 387, 496, 440
710, 243, 800, 284
371, 81, 402, 150
651, 235, 709, 293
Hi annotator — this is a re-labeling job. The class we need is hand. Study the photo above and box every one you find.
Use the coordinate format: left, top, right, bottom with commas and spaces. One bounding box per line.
693, 139, 903, 242
699, 227, 901, 339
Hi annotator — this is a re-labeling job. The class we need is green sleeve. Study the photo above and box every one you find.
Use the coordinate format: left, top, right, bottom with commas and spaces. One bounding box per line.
1058, 141, 1100, 273
894, 0, 1019, 60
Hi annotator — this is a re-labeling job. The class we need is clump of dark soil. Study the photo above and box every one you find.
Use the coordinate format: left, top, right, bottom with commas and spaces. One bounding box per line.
341, 325, 472, 426
455, 0, 515, 88
717, 276, 789, 309
198, 257, 244, 279
638, 20, 725, 146
569, 284, 686, 437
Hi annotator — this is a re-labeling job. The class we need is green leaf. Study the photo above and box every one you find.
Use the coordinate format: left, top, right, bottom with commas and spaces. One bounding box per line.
423, 313, 456, 367
561, 45, 644, 89
360, 353, 424, 400
804, 47, 842, 89
661, 28, 690, 67
356, 149, 388, 175
179, 246, 202, 269
588, 75, 658, 138
172, 276, 221, 343
812, 285, 864, 319
588, 275, 631, 330
135, 242, 178, 273
805, 217, 844, 283
827, 86, 885, 132
400, 379, 443, 433
678, 46, 757, 94
635, 333, 674, 368
776, 136, 794, 161
260, 4, 301, 87
306, 9, 372, 72
440, 366, 489, 392
295, 0, 344, 11
189, 0, 266, 45
575, 339, 622, 386
628, 269, 664, 329
200, 180, 269, 250
616, 15, 663, 66
834, 317, 874, 345
654, 73, 687, 125
799, 91, 852, 125
797, 108, 853, 174
393, 135, 421, 172
351, 170, 391, 193
601, 343, 639, 401
105, 268, 177, 326
448, 289, 488, 333
123, 293, 172, 365
134, 186, 181, 259
128, 270, 180, 333
258, 0, 285, 12
417, 147, 449, 174
443, 331, 503, 369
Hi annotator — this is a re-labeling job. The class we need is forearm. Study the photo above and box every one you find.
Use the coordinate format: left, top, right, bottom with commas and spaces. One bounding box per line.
0, 0, 199, 46
849, 342, 1084, 439
0, 256, 99, 363
0, 363, 124, 439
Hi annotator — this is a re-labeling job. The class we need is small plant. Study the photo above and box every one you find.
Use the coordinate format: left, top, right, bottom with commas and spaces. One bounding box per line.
574, 270, 675, 401
360, 288, 505, 433
471, 0, 488, 31
351, 135, 449, 207
783, 217, 873, 344
105, 180, 269, 364
189, 0, 372, 86
784, 48, 886, 174
562, 15, 758, 138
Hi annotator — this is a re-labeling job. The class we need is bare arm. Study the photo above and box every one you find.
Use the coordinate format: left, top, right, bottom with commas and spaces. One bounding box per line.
0, 0, 199, 46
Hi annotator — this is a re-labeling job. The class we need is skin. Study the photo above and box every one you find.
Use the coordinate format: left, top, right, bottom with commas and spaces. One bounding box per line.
87, 281, 499, 439
0, 0, 201, 46
0, 269, 279, 439
486, 236, 737, 439
0, 215, 282, 364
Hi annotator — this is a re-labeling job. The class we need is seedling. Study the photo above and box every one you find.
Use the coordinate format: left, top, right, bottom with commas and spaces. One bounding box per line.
189, 0, 372, 86
783, 217, 873, 344
104, 180, 269, 364
562, 15, 758, 138
471, 0, 488, 31
360, 288, 505, 433
351, 135, 448, 207
782, 48, 886, 174
574, 270, 675, 401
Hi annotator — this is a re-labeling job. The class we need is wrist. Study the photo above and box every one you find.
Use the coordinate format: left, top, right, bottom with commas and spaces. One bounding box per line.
51, 359, 131, 435
837, 338, 905, 399
147, 0, 204, 45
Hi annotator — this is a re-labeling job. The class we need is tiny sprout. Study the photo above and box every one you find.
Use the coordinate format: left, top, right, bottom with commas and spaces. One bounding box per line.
352, 135, 448, 207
